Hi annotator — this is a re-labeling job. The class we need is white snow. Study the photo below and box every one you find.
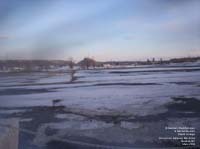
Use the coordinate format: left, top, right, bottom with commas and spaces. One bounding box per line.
0, 66, 200, 146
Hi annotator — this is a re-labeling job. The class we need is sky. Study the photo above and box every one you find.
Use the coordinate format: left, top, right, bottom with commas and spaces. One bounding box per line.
0, 0, 200, 61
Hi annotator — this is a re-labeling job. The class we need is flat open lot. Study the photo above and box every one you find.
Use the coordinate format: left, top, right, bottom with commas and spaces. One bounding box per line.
0, 66, 200, 148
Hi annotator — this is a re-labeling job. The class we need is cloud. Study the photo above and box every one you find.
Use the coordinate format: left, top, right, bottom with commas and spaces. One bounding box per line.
0, 35, 9, 39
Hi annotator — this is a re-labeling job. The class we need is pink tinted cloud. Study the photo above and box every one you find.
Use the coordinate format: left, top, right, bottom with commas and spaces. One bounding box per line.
0, 35, 10, 39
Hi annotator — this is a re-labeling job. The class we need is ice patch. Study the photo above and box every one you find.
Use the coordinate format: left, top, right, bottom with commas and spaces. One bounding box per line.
49, 120, 113, 130
20, 118, 32, 122
55, 113, 85, 121
120, 121, 140, 129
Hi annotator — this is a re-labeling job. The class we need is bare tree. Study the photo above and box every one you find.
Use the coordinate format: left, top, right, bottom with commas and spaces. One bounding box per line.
79, 57, 96, 70
68, 57, 76, 82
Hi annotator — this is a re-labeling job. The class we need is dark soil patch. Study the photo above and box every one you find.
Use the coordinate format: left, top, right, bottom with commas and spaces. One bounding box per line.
45, 126, 58, 136
93, 82, 160, 86
0, 81, 85, 88
166, 97, 200, 113
47, 140, 93, 149
46, 136, 186, 149
0, 88, 54, 95
169, 82, 198, 85
109, 68, 200, 74
0, 105, 66, 131
128, 97, 200, 123
95, 114, 131, 124
0, 105, 70, 149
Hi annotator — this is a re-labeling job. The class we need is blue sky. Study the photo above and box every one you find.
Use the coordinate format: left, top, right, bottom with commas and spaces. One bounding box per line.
0, 0, 199, 61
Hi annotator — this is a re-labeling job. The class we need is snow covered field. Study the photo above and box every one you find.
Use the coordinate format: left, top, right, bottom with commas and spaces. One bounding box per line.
0, 66, 200, 148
